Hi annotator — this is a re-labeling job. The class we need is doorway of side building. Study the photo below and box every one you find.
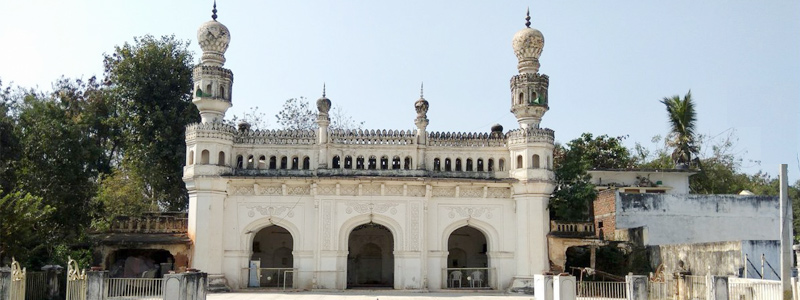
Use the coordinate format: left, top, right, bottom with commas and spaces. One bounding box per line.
447, 226, 490, 289
347, 222, 394, 288
250, 225, 294, 288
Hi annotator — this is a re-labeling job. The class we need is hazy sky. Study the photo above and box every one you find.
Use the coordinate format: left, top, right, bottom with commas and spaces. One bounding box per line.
2, 1, 798, 181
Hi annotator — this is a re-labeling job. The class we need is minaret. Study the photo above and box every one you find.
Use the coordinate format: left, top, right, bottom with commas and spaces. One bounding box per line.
185, 2, 235, 292
507, 9, 557, 290
414, 83, 429, 169
193, 1, 233, 123
510, 8, 549, 129
317, 84, 331, 168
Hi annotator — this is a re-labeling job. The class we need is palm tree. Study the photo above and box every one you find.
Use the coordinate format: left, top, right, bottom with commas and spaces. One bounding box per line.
660, 90, 697, 169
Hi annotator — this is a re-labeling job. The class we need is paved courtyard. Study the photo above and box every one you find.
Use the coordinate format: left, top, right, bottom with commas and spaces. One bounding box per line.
208, 290, 535, 300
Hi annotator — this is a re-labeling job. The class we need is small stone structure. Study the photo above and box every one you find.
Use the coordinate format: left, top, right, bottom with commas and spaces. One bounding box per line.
90, 213, 191, 276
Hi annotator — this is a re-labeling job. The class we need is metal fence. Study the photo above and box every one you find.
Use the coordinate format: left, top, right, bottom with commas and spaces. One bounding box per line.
684, 275, 708, 300
729, 277, 781, 300
241, 268, 296, 289
442, 268, 492, 289
66, 258, 87, 300
576, 281, 627, 299
106, 278, 163, 299
24, 271, 47, 300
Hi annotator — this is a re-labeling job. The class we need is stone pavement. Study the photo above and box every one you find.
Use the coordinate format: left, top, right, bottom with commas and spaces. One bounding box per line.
207, 290, 535, 300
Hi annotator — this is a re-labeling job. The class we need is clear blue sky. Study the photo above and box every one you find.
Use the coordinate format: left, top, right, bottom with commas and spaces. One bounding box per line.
2, 1, 798, 181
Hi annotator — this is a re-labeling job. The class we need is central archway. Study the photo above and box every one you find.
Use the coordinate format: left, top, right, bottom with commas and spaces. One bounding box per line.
447, 226, 489, 288
347, 223, 394, 288
250, 225, 294, 288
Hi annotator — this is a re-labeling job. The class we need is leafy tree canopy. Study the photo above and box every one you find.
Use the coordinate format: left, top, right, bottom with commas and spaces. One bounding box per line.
103, 35, 199, 211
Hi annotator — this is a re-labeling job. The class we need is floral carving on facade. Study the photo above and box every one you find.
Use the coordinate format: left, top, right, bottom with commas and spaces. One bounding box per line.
446, 206, 495, 219
487, 187, 511, 198
432, 187, 456, 197
231, 186, 254, 196
345, 202, 399, 215
407, 185, 426, 197
386, 185, 403, 196
363, 184, 381, 196
459, 187, 483, 198
246, 205, 295, 218
287, 185, 310, 195
257, 185, 282, 195
318, 185, 335, 195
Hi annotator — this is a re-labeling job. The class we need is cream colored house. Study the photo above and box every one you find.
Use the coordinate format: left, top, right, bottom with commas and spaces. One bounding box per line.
184, 7, 555, 291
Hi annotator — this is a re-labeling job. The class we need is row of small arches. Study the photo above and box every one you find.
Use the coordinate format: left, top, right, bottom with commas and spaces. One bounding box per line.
330, 155, 412, 170
515, 154, 552, 169
238, 155, 312, 170
189, 150, 550, 171
188, 150, 226, 165
432, 158, 505, 172
195, 83, 228, 100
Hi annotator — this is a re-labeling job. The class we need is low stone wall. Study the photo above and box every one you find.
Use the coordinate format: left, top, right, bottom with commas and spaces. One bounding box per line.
649, 240, 780, 279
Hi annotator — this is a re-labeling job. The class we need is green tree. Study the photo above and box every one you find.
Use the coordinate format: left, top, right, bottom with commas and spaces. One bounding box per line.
103, 35, 198, 211
550, 133, 635, 220
0, 190, 54, 264
660, 90, 698, 168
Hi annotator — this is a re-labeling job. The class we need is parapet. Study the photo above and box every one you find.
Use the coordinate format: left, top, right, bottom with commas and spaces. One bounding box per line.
427, 131, 507, 147
329, 129, 416, 145
506, 127, 555, 145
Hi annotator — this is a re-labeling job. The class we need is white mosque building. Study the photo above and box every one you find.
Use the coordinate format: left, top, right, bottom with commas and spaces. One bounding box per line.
184, 4, 555, 291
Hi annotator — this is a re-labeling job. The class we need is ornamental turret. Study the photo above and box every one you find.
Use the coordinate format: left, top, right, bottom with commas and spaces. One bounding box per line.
510, 9, 549, 129
317, 84, 331, 144
193, 1, 234, 123
414, 83, 429, 144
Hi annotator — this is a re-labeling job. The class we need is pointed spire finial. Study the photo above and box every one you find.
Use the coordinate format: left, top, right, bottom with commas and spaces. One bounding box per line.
212, 0, 218, 21
525, 7, 531, 28
322, 83, 326, 97
420, 82, 424, 98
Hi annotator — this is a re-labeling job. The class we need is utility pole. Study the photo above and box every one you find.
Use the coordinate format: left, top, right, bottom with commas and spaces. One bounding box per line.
779, 164, 792, 299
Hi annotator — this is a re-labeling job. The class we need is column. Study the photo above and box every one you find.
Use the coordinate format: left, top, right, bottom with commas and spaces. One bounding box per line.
709, 276, 729, 300
626, 275, 647, 300
553, 275, 576, 300
86, 270, 108, 300
187, 178, 228, 291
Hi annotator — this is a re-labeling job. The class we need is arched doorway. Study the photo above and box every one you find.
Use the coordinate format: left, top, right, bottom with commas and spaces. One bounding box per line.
347, 223, 394, 288
250, 225, 294, 288
447, 226, 489, 288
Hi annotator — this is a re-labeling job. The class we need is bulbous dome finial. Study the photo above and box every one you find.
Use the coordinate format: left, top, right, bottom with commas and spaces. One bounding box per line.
317, 83, 331, 114
415, 82, 429, 117
512, 8, 544, 74
197, 1, 231, 67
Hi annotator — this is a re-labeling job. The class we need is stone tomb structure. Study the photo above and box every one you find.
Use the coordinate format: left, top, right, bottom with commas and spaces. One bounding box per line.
185, 7, 555, 291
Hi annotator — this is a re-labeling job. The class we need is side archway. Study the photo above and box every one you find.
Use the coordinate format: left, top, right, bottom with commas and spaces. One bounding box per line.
440, 218, 499, 254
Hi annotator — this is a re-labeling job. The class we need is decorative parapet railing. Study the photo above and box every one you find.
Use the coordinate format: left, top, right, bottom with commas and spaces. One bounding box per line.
510, 72, 549, 87
550, 221, 595, 236
107, 213, 188, 234
506, 127, 554, 144
185, 122, 236, 140
234, 129, 316, 145
329, 129, 416, 145
427, 132, 506, 147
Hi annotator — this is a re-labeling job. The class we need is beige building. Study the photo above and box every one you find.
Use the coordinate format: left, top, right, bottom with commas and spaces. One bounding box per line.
184, 6, 555, 291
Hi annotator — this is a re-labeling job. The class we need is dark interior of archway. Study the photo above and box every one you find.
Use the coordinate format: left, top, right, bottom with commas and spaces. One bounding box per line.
106, 249, 174, 278
250, 225, 294, 287
447, 226, 488, 268
347, 223, 394, 288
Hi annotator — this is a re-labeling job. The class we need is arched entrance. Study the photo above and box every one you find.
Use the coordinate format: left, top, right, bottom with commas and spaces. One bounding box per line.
347, 223, 394, 288
447, 226, 489, 288
250, 225, 294, 288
